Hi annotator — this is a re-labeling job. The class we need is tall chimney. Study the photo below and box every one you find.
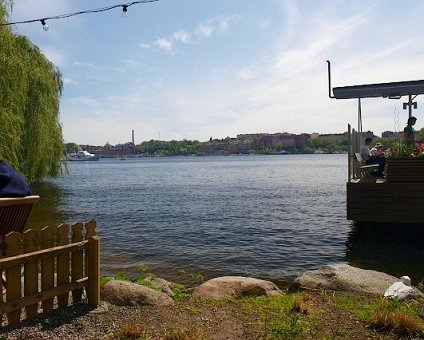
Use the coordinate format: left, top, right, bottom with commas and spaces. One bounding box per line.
132, 130, 134, 144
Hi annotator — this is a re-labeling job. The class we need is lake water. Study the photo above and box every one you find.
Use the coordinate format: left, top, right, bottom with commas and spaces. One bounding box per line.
28, 154, 424, 286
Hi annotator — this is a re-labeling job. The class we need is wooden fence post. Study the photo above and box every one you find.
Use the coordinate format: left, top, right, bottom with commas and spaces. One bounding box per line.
57, 224, 70, 308
41, 226, 55, 313
23, 229, 39, 320
71, 223, 83, 303
87, 236, 100, 305
5, 232, 22, 325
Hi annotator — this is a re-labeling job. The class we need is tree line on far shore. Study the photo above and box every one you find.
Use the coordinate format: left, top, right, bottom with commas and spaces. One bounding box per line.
69, 127, 424, 158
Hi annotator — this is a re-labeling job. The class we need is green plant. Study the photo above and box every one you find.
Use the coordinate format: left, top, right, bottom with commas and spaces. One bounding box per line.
190, 273, 204, 281
389, 140, 410, 158
113, 272, 131, 282
389, 140, 424, 158
100, 276, 112, 289
170, 284, 190, 301
269, 314, 305, 339
137, 263, 149, 273
136, 278, 157, 290
176, 269, 186, 276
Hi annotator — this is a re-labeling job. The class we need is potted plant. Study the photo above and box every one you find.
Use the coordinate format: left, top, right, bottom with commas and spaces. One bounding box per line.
386, 141, 424, 182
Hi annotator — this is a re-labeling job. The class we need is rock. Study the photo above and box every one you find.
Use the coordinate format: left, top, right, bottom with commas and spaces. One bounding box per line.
101, 280, 174, 306
291, 264, 424, 297
143, 276, 175, 296
192, 276, 282, 299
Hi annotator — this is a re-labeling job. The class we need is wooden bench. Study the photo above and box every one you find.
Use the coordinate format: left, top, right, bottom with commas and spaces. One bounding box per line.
0, 195, 40, 254
354, 153, 379, 178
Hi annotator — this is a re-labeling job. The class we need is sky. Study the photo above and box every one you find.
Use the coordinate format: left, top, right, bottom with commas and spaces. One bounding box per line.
6, 0, 424, 145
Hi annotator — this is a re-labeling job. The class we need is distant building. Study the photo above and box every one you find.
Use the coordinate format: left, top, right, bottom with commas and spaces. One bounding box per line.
317, 132, 348, 143
382, 131, 403, 138
93, 142, 136, 158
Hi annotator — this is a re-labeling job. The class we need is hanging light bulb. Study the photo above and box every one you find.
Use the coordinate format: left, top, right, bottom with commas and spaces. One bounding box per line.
121, 5, 128, 19
40, 19, 49, 31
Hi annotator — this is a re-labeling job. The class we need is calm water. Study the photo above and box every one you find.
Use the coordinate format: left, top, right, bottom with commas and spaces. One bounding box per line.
28, 154, 424, 285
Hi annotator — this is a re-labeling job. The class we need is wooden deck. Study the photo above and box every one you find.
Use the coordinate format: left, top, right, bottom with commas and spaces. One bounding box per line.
347, 181, 424, 224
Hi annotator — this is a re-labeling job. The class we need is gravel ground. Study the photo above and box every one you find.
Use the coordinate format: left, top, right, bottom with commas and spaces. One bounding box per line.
0, 292, 417, 339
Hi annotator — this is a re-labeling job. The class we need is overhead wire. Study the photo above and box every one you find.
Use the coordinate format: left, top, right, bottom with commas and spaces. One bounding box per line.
0, 0, 160, 28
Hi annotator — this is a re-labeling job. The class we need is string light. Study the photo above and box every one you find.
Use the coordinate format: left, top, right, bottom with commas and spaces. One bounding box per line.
0, 0, 159, 30
121, 5, 129, 19
40, 19, 49, 31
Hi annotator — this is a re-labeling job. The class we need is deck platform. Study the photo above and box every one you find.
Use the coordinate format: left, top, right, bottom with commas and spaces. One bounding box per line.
347, 181, 424, 224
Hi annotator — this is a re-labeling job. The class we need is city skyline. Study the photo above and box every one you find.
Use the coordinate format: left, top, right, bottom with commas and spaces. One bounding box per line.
7, 0, 424, 145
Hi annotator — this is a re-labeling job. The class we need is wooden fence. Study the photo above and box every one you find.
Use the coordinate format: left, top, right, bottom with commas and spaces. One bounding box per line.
0, 220, 100, 326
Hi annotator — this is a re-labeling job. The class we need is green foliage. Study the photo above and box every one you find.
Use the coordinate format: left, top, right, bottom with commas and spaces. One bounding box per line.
0, 3, 64, 181
388, 141, 415, 158
170, 284, 190, 301
269, 314, 304, 339
176, 269, 186, 276
136, 139, 202, 156
137, 277, 157, 290
100, 276, 112, 289
335, 293, 424, 323
137, 263, 149, 273
113, 272, 131, 282
240, 295, 310, 339
190, 272, 204, 282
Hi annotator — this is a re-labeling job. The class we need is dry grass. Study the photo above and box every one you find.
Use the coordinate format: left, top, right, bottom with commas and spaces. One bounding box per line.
119, 323, 147, 339
290, 296, 309, 315
369, 310, 424, 338
163, 324, 208, 340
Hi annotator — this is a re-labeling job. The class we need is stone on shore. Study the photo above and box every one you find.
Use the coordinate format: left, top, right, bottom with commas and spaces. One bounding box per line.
292, 263, 424, 297
143, 276, 175, 296
101, 280, 174, 306
192, 276, 282, 299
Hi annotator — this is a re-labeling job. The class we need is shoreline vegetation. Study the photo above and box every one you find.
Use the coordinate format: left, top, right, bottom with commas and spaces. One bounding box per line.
65, 129, 424, 159
2, 265, 423, 339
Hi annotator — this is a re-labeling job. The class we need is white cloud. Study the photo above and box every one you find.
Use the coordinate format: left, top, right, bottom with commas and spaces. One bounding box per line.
195, 24, 213, 38
173, 30, 191, 44
154, 37, 174, 54
195, 16, 236, 39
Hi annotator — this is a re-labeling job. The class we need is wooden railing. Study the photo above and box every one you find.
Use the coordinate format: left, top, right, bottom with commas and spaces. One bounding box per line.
0, 220, 100, 326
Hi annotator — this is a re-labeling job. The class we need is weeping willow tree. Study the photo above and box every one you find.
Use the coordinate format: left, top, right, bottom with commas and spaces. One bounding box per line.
0, 2, 64, 182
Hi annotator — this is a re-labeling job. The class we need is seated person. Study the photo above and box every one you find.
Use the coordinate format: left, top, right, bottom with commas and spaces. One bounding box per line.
360, 137, 373, 161
360, 138, 386, 177
370, 143, 385, 158
0, 160, 32, 197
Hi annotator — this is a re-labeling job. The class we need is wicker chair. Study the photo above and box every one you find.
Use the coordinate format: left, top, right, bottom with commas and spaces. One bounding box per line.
0, 195, 39, 254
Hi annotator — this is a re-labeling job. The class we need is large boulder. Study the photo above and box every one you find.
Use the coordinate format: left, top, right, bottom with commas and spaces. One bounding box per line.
192, 276, 282, 299
292, 264, 423, 296
101, 280, 174, 306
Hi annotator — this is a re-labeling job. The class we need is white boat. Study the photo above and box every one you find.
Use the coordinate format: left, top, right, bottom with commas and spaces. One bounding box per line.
66, 150, 99, 161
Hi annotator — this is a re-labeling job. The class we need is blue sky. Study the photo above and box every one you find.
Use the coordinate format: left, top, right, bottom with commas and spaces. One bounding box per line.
7, 0, 424, 145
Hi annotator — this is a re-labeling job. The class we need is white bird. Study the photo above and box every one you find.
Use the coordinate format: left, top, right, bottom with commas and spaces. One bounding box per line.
384, 275, 416, 300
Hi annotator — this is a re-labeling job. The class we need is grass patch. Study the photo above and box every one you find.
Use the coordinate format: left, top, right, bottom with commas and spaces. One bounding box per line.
369, 310, 424, 337
163, 324, 207, 340
170, 284, 190, 301
239, 295, 312, 338
335, 292, 424, 336
118, 323, 147, 339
